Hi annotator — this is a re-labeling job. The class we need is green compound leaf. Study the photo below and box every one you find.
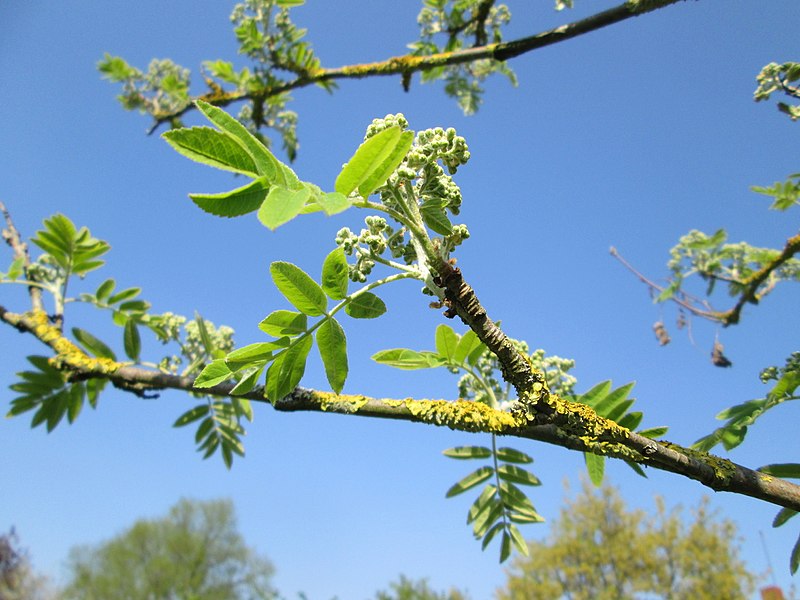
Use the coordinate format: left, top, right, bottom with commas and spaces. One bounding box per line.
31, 214, 110, 276
173, 404, 211, 428
257, 185, 311, 230
72, 328, 116, 360
193, 359, 233, 388
317, 317, 348, 393
495, 447, 534, 464
584, 452, 605, 486
345, 292, 386, 319
162, 126, 259, 177
195, 100, 282, 183
270, 261, 328, 316
335, 126, 414, 198
265, 335, 313, 402
435, 324, 459, 362
321, 247, 349, 300
446, 466, 494, 498
225, 339, 290, 371
443, 446, 492, 460
371, 348, 445, 370
258, 310, 307, 337
123, 319, 141, 361
190, 177, 269, 218
497, 464, 541, 487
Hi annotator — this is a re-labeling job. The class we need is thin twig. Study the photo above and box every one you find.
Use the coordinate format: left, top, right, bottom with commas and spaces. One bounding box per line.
609, 246, 721, 321
0, 202, 43, 312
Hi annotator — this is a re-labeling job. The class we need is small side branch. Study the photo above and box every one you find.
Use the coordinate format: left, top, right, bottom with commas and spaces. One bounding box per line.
719, 232, 800, 325
146, 0, 690, 131
0, 202, 43, 312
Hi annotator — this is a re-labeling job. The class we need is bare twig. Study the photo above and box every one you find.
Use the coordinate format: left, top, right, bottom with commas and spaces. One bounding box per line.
609, 246, 721, 320
0, 202, 43, 312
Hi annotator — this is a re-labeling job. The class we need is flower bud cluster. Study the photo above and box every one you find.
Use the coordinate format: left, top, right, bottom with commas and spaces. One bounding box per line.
335, 215, 419, 282
182, 320, 235, 366
364, 113, 410, 140
759, 351, 800, 383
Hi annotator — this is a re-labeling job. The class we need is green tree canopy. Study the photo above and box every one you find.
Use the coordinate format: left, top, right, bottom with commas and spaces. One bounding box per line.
60, 498, 276, 600
497, 481, 756, 600
374, 575, 470, 600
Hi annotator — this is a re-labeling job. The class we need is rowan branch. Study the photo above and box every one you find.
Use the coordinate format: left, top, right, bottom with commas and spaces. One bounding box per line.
3, 300, 800, 514
146, 0, 689, 133
610, 231, 800, 328
718, 232, 800, 325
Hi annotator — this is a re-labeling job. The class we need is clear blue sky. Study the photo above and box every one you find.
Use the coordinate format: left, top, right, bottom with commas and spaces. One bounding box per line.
1, 1, 798, 598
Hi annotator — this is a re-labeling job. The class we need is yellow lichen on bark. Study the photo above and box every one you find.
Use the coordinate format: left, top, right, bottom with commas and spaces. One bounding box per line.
400, 398, 520, 433
16, 310, 120, 375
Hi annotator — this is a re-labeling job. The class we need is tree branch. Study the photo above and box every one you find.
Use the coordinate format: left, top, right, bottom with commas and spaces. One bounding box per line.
718, 232, 800, 325
146, 0, 689, 132
4, 297, 800, 514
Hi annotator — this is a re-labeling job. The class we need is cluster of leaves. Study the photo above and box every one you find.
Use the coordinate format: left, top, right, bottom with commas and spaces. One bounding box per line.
192, 250, 393, 406
444, 443, 543, 562
98, 54, 191, 124
755, 61, 800, 121
373, 324, 543, 561
373, 324, 667, 561
656, 228, 800, 309
1, 214, 260, 467
694, 352, 800, 453
409, 0, 517, 114
570, 381, 667, 485
752, 172, 800, 211
99, 0, 317, 156
169, 102, 477, 407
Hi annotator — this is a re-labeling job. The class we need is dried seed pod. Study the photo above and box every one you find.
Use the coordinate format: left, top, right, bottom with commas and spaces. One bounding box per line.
711, 340, 733, 368
653, 321, 671, 346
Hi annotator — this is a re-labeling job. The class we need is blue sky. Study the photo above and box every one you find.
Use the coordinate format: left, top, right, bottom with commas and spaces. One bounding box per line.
1, 1, 799, 598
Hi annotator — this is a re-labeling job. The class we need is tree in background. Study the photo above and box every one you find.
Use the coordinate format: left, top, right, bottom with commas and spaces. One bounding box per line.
60, 498, 276, 600
497, 481, 755, 600
2, 0, 799, 572
374, 575, 469, 600
0, 529, 53, 600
